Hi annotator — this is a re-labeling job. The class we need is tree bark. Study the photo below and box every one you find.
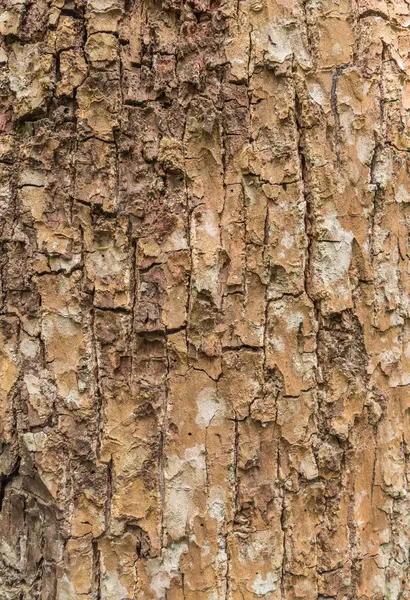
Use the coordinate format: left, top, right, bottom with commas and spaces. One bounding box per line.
1, 0, 410, 598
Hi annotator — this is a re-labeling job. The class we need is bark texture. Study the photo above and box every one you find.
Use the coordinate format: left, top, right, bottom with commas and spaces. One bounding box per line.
1, 0, 410, 598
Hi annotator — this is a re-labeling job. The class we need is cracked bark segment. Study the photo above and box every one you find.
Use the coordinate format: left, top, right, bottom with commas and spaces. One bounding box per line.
2, 0, 410, 597
266, 294, 317, 397
7, 42, 54, 120
74, 139, 118, 212
77, 74, 120, 141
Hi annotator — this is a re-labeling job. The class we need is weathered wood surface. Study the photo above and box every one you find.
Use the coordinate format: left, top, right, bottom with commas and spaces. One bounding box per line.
1, 0, 410, 598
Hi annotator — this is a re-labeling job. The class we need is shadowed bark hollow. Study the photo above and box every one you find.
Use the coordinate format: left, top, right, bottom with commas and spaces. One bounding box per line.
1, 0, 410, 598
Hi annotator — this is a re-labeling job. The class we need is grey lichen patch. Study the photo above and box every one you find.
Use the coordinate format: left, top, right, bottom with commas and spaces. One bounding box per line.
8, 42, 54, 119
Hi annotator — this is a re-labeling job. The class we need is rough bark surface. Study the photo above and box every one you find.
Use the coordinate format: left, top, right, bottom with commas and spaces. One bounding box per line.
1, 0, 410, 598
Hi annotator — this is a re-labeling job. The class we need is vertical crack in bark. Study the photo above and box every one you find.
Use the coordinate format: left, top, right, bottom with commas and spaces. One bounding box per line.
159, 330, 170, 553
90, 303, 104, 459
129, 235, 138, 384
330, 66, 347, 168
92, 539, 101, 600
104, 457, 113, 533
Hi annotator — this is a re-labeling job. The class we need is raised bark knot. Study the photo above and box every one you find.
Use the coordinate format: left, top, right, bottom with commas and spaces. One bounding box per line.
250, 0, 266, 12
158, 137, 185, 174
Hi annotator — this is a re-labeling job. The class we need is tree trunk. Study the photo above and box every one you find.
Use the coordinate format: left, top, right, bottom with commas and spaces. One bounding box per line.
1, 0, 409, 598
